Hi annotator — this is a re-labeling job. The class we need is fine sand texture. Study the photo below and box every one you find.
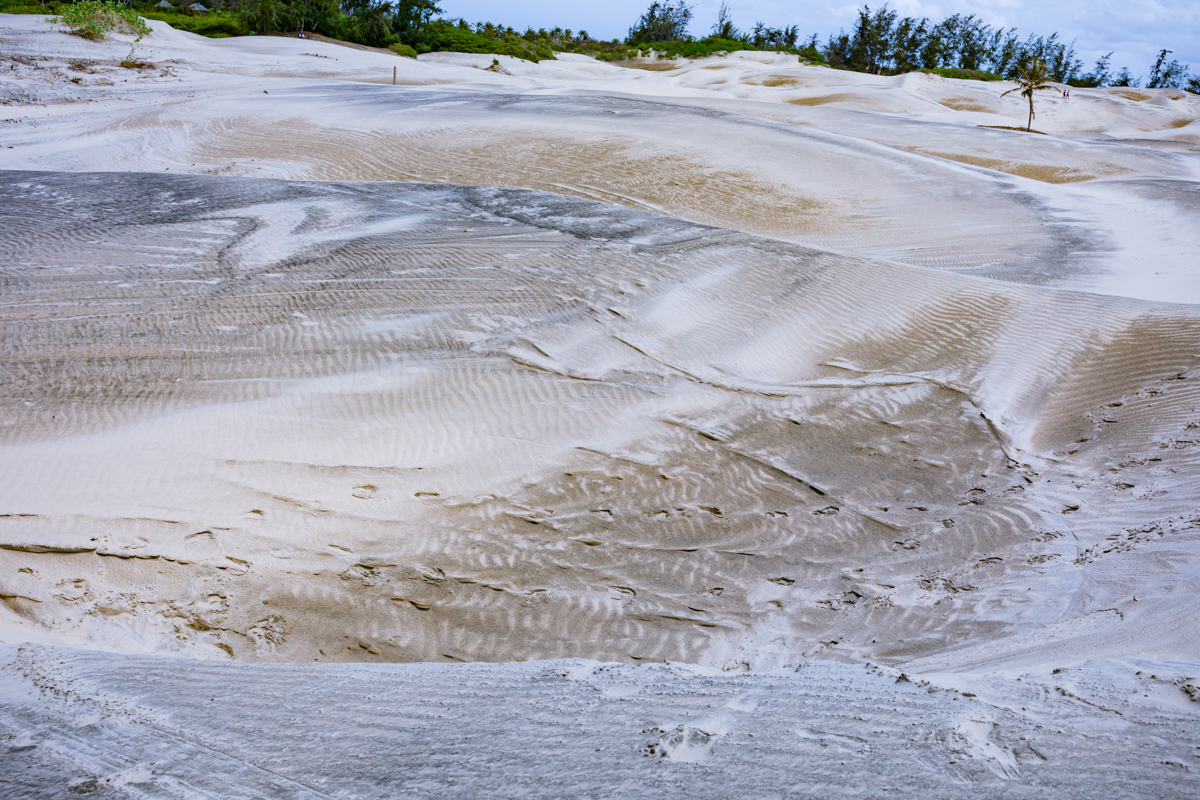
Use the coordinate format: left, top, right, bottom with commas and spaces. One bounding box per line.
1, 14, 1199, 797
3, 170, 1200, 670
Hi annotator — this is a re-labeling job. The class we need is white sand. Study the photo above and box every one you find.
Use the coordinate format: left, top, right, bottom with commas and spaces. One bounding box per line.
1, 14, 1198, 796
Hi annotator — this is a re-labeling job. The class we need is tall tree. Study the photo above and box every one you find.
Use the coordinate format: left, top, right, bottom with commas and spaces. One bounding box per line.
989, 28, 1022, 77
235, 0, 286, 34
1048, 39, 1081, 83
847, 4, 896, 74
823, 29, 852, 67
392, 0, 441, 46
1147, 49, 1189, 89
626, 1, 693, 44
890, 16, 926, 73
1002, 59, 1061, 131
1074, 52, 1112, 88
1112, 66, 1139, 87
711, 1, 737, 40
953, 15, 991, 72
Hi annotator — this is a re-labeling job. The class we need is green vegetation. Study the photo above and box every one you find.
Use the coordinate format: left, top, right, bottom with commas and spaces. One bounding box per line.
1146, 49, 1189, 89
46, 0, 153, 61
1067, 52, 1111, 88
1, 0, 1194, 91
137, 9, 240, 38
417, 21, 555, 61
603, 37, 820, 64
0, 0, 63, 14
49, 0, 150, 41
919, 67, 1002, 82
822, 4, 1081, 81
818, 3, 1195, 91
0, 0, 241, 39
626, 0, 691, 44
619, 1, 824, 63
1000, 59, 1060, 131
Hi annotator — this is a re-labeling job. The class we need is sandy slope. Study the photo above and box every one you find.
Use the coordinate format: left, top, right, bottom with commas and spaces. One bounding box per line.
3, 17, 1199, 299
3, 169, 1199, 671
1, 14, 1198, 797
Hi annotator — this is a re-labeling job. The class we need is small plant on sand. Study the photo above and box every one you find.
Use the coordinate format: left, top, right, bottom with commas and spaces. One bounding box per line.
51, 1, 151, 62
1001, 58, 1061, 131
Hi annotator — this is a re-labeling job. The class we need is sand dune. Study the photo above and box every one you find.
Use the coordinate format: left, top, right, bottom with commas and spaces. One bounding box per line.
3, 16, 1199, 300
2, 172, 1197, 670
1, 14, 1198, 795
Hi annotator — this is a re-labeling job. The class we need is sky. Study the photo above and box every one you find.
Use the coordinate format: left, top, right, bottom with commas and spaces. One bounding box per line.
439, 0, 1200, 82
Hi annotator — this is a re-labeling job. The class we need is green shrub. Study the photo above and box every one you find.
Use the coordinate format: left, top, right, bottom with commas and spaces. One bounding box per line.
646, 38, 739, 59
0, 0, 59, 12
798, 44, 826, 65
389, 42, 417, 58
184, 13, 241, 36
609, 36, 823, 64
421, 22, 550, 61
918, 67, 1003, 82
51, 0, 151, 45
137, 10, 242, 37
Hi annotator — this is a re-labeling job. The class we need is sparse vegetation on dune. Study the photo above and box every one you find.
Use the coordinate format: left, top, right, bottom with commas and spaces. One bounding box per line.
137, 9, 241, 38
3, 0, 239, 38
919, 67, 1003, 82
48, 0, 149, 41
45, 0, 152, 62
1000, 59, 1061, 131
1, 0, 1194, 89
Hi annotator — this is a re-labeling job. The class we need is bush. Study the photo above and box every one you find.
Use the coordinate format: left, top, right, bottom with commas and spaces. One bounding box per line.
919, 67, 1002, 82
421, 21, 550, 61
647, 37, 737, 59
798, 44, 826, 64
187, 14, 241, 36
51, 0, 151, 41
389, 42, 417, 58
138, 10, 242, 37
597, 36, 824, 64
0, 0, 65, 12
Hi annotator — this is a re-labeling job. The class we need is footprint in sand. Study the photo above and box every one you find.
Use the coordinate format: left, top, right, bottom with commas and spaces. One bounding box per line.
642, 724, 720, 762
795, 727, 871, 755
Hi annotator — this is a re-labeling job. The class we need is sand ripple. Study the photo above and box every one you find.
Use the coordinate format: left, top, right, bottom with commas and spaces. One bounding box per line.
2, 172, 1198, 668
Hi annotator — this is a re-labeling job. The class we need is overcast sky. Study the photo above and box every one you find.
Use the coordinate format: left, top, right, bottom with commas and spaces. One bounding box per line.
440, 0, 1200, 81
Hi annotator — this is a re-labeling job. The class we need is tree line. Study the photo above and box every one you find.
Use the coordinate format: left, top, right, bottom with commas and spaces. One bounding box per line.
626, 2, 1196, 90
8, 0, 1191, 89
818, 4, 1196, 90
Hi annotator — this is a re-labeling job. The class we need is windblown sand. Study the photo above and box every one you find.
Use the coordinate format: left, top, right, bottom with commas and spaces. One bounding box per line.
1, 16, 1198, 797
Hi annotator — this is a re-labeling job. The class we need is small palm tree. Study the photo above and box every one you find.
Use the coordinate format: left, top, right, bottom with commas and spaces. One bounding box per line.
1002, 59, 1062, 131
